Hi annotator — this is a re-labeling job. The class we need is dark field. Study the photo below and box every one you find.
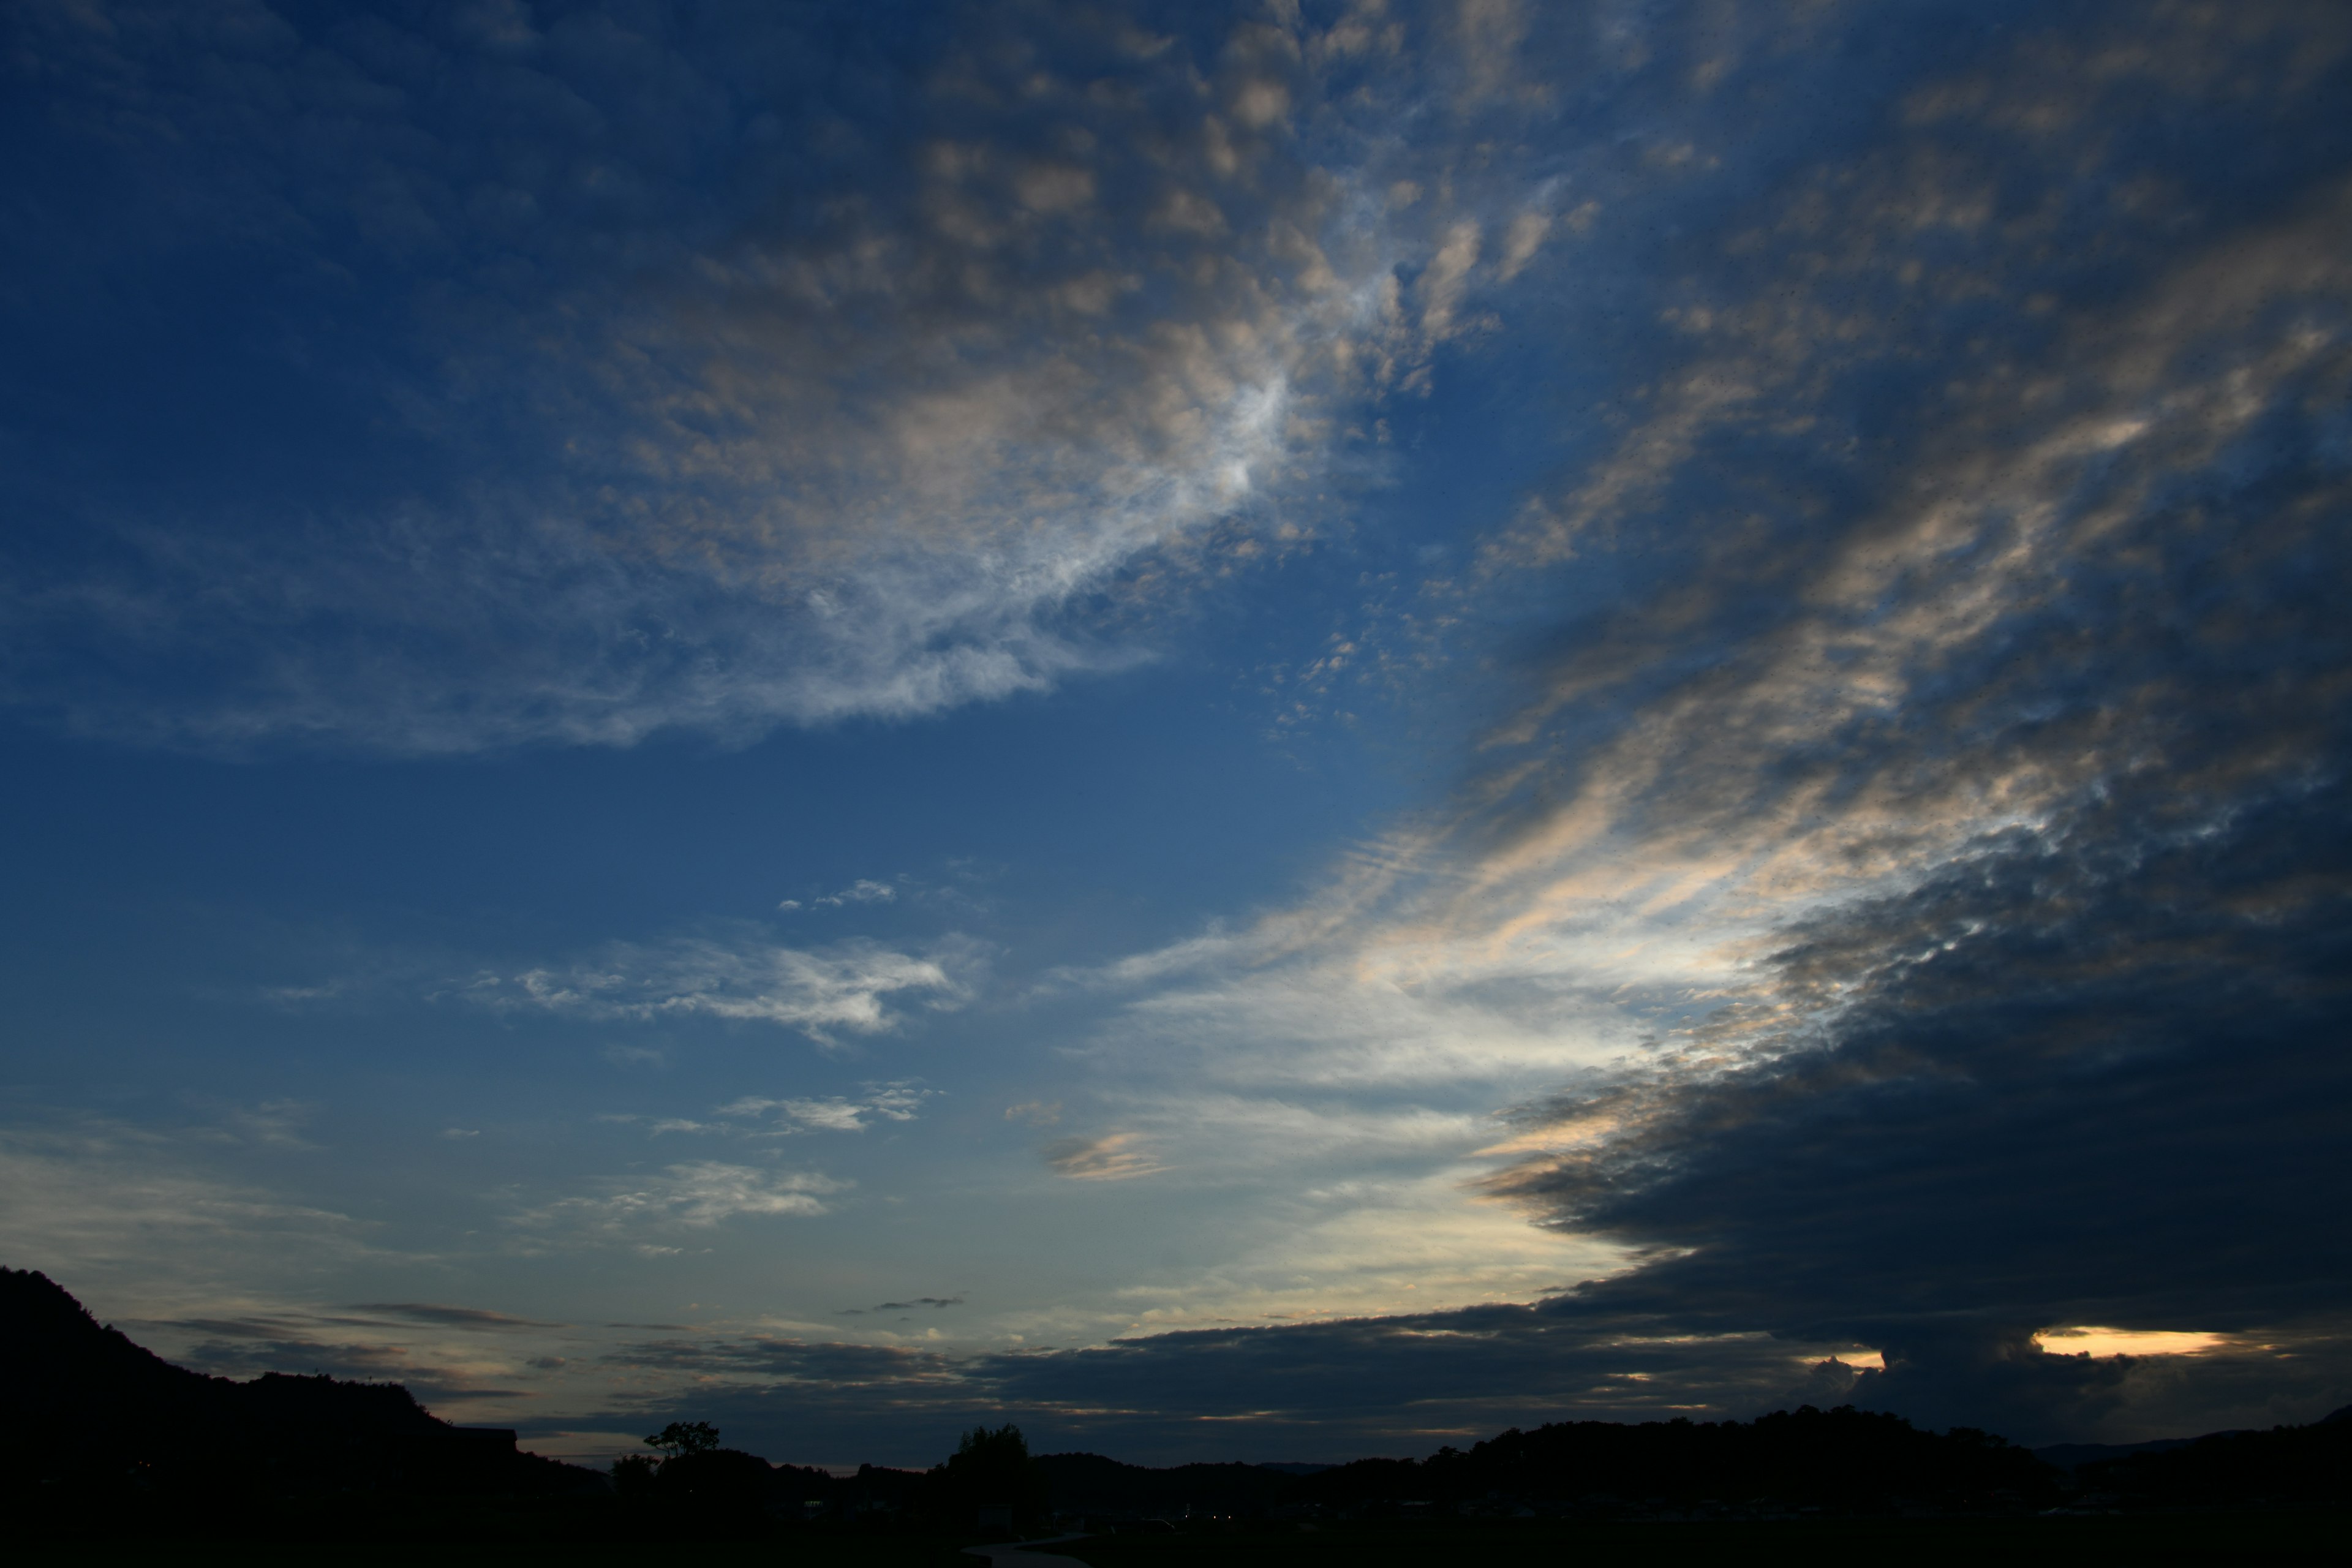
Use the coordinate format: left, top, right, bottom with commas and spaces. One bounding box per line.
44, 1511, 2350, 1567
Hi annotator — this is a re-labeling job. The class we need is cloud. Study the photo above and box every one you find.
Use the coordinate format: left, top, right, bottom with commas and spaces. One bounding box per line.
350, 1302, 568, 1331
778, 878, 902, 914
1286, 7, 2352, 1444
462, 929, 979, 1045
970, 0, 2352, 1444
714, 1082, 933, 1134
516, 1161, 849, 1241
839, 1296, 966, 1317
1042, 1132, 1165, 1183
0, 1119, 375, 1294
0, 0, 1572, 755
159, 1319, 530, 1403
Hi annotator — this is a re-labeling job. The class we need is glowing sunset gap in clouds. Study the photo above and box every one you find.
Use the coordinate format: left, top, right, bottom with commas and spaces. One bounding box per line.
0, 0, 2348, 1467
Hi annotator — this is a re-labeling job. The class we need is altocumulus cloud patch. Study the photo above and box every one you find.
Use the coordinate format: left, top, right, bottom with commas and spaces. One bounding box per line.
0, 0, 1570, 753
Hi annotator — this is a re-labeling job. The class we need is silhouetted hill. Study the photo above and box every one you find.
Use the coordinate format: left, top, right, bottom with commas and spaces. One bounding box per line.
1, 1267, 598, 1519
2033, 1436, 2198, 1471
2074, 1411, 2352, 1506
1035, 1452, 1308, 1517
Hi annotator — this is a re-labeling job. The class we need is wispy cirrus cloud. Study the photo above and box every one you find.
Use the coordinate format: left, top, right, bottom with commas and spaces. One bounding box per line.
0, 1117, 391, 1318
514, 1161, 850, 1248
776, 879, 900, 913
714, 1082, 933, 1134
1041, 1131, 1164, 1183
0, 0, 1586, 755
461, 931, 979, 1046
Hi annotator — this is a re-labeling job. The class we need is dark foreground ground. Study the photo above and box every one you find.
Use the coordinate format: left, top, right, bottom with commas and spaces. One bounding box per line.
39, 1510, 2350, 1566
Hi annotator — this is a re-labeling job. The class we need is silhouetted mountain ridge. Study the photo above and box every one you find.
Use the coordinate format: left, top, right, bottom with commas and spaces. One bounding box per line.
2068, 1412, 2351, 1506
1, 1267, 595, 1510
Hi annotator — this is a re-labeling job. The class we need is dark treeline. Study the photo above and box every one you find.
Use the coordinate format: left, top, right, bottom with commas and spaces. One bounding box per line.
1293, 1408, 2051, 1513
9, 1268, 2346, 1545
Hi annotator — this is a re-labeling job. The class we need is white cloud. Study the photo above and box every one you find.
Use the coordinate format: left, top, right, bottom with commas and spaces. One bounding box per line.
462, 930, 979, 1045
1042, 1132, 1165, 1183
714, 1082, 933, 1134
0, 3, 1591, 755
520, 1162, 849, 1237
782, 878, 903, 913
0, 1121, 379, 1296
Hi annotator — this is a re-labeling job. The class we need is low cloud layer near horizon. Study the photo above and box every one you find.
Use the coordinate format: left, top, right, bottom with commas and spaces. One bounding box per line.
3, 0, 2349, 1467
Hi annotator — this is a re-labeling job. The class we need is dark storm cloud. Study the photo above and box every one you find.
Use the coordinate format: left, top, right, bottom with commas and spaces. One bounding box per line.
585, 4, 2352, 1460
1433, 3, 2352, 1444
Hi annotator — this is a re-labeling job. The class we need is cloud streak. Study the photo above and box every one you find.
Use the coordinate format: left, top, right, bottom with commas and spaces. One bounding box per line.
0, 0, 1574, 754
462, 931, 978, 1045
516, 1161, 850, 1245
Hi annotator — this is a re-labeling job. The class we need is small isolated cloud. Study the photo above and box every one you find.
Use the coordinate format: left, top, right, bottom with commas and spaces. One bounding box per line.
350, 1303, 567, 1332
839, 1295, 966, 1316
461, 929, 980, 1045
518, 1161, 849, 1240
1005, 1100, 1063, 1127
441, 1128, 480, 1139
715, 1082, 932, 1134
780, 878, 904, 913
1043, 1132, 1164, 1182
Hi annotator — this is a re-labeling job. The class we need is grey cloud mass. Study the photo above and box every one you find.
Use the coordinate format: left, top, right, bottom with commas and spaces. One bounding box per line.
539, 2, 2352, 1458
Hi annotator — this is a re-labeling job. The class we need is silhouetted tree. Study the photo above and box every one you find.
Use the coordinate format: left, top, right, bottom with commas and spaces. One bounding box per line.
645, 1420, 721, 1457
934, 1423, 1049, 1533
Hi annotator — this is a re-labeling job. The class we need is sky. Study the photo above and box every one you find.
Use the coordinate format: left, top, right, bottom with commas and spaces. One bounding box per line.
3, 0, 2350, 1469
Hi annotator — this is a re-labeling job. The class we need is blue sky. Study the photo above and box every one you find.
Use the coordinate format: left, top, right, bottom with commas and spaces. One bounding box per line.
4, 0, 2350, 1467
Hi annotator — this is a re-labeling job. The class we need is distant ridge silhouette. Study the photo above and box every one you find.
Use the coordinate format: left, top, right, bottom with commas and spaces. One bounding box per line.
1, 1266, 597, 1518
